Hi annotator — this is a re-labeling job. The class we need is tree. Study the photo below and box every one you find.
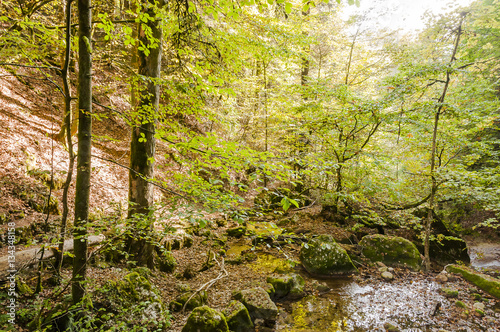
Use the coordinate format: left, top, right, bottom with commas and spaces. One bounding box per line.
127, 0, 163, 267
72, 0, 92, 305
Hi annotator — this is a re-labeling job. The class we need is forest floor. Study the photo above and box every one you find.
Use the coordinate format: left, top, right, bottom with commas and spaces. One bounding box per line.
1, 66, 499, 331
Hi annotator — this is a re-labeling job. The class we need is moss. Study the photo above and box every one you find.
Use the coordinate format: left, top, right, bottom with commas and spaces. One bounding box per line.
359, 234, 421, 271
475, 309, 485, 317
446, 264, 500, 299
181, 306, 229, 332
441, 288, 459, 298
299, 235, 358, 276
169, 291, 207, 312
94, 272, 171, 331
267, 274, 305, 299
233, 287, 278, 325
455, 300, 466, 308
158, 251, 177, 273
223, 300, 254, 332
226, 226, 246, 238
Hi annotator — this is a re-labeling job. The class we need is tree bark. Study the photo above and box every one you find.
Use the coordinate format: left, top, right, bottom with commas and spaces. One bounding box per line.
56, 0, 75, 278
72, 0, 92, 305
127, 0, 163, 268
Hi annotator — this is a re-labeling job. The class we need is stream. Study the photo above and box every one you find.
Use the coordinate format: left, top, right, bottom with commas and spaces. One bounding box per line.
233, 222, 500, 332
276, 276, 485, 331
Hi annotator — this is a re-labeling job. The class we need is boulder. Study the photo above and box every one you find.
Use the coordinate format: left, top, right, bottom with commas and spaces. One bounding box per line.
299, 235, 358, 276
182, 306, 229, 332
223, 300, 254, 332
359, 234, 421, 271
226, 226, 246, 238
169, 291, 208, 312
430, 237, 470, 265
233, 287, 278, 327
158, 251, 177, 273
266, 274, 305, 299
93, 272, 170, 331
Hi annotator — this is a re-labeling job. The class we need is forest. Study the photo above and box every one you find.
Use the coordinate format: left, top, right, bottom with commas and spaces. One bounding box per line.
0, 0, 499, 331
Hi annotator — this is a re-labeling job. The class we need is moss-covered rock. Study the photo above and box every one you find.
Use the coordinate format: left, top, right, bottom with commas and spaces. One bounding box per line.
94, 272, 171, 331
181, 306, 229, 332
233, 287, 278, 327
440, 288, 459, 298
158, 251, 177, 273
446, 264, 500, 298
169, 291, 208, 312
223, 300, 254, 332
299, 235, 358, 276
226, 226, 246, 238
267, 274, 305, 299
359, 234, 422, 271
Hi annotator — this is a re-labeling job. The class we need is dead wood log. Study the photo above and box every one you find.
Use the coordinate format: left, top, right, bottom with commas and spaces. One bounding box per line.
0, 235, 105, 278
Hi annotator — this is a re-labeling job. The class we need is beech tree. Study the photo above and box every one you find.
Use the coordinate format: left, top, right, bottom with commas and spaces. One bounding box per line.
72, 0, 92, 305
127, 0, 163, 267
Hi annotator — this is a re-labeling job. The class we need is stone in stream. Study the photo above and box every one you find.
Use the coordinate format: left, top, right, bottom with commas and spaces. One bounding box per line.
299, 234, 358, 276
381, 271, 394, 280
267, 273, 305, 299
181, 306, 229, 332
359, 234, 422, 271
223, 300, 254, 332
233, 287, 279, 327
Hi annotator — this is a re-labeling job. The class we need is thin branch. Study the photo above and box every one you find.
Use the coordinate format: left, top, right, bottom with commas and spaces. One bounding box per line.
90, 154, 190, 200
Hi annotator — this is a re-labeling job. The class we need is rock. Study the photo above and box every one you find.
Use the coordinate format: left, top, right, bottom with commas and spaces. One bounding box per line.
226, 226, 246, 238
375, 261, 387, 268
446, 264, 500, 299
381, 271, 394, 280
223, 300, 254, 332
441, 288, 459, 298
158, 251, 177, 273
436, 273, 448, 283
184, 234, 194, 248
474, 308, 485, 317
455, 300, 466, 308
169, 291, 208, 312
359, 234, 422, 271
473, 302, 486, 311
267, 274, 305, 299
299, 235, 358, 276
93, 272, 170, 331
233, 287, 278, 327
430, 237, 470, 265
182, 306, 229, 332
311, 280, 330, 293
378, 266, 388, 273
383, 322, 400, 332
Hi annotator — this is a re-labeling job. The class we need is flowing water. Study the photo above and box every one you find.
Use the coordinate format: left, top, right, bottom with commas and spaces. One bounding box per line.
276, 274, 497, 332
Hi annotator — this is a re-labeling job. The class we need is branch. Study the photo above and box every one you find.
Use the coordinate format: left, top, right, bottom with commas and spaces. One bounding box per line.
0, 62, 61, 73
181, 256, 228, 313
90, 154, 190, 201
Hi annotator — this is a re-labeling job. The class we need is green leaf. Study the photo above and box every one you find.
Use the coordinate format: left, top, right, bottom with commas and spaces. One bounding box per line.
285, 2, 293, 14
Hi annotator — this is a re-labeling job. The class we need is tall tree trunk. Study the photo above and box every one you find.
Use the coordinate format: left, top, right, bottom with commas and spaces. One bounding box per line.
127, 0, 163, 268
424, 14, 465, 271
56, 0, 75, 278
72, 0, 92, 305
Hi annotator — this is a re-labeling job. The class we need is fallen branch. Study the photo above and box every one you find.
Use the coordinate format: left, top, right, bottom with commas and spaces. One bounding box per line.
181, 256, 228, 313
0, 235, 104, 279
